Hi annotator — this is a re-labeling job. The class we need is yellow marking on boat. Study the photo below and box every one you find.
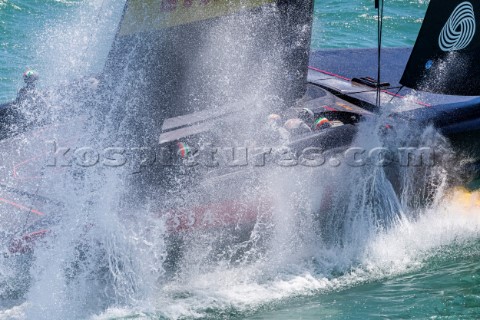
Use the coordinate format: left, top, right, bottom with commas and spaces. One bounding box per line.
119, 0, 275, 36
335, 102, 353, 111
448, 187, 480, 212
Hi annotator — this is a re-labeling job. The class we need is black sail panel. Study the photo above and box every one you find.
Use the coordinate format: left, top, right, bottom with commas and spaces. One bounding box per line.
102, 0, 314, 134
400, 0, 480, 96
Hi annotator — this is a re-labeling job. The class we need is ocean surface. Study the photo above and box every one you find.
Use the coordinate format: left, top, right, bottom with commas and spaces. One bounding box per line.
1, 1, 480, 320
0, 0, 429, 104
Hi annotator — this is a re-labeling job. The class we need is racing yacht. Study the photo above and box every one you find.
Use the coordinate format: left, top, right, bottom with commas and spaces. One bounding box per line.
1, 0, 479, 277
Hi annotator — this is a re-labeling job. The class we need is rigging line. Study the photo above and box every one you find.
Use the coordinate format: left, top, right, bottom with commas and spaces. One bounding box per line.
388, 85, 404, 104
376, 0, 380, 107
18, 183, 43, 240
376, 0, 385, 108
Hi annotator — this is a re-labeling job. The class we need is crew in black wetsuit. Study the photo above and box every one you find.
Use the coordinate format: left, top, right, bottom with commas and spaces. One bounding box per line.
15, 69, 40, 104
12, 69, 49, 128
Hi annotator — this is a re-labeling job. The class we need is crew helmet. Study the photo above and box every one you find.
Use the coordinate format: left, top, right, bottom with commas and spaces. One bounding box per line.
23, 69, 39, 84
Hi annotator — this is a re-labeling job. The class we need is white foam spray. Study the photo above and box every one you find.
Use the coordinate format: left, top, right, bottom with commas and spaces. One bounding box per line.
0, 1, 479, 320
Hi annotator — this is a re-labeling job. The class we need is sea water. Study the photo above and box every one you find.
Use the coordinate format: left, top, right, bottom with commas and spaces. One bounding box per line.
1, 0, 480, 319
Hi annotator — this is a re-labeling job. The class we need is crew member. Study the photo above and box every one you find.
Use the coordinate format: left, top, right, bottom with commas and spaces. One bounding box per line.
15, 69, 40, 104
284, 118, 311, 136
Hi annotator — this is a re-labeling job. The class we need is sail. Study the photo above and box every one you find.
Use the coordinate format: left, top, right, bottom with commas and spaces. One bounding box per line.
400, 0, 480, 96
102, 0, 314, 129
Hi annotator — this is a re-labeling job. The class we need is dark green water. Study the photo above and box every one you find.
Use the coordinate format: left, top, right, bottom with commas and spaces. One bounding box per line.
1, 1, 480, 319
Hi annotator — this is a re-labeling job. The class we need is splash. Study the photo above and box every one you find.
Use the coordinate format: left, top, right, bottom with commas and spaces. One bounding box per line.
0, 1, 478, 320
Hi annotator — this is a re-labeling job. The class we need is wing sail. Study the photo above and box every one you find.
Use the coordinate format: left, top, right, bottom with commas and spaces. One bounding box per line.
102, 0, 314, 124
400, 0, 480, 96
